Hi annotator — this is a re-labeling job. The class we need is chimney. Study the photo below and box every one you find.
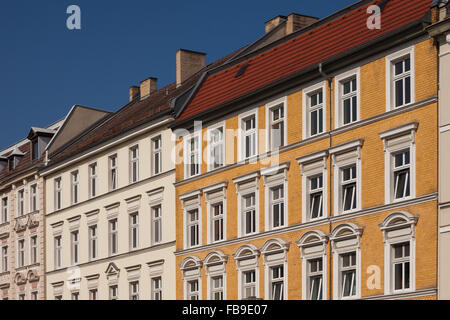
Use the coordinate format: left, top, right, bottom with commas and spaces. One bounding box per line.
129, 86, 140, 102
286, 13, 319, 34
265, 15, 287, 33
140, 77, 158, 99
176, 49, 206, 86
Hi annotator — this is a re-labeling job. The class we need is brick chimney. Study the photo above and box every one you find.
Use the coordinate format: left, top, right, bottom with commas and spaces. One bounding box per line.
176, 49, 206, 86
140, 77, 158, 99
265, 13, 318, 34
265, 15, 287, 33
129, 86, 140, 102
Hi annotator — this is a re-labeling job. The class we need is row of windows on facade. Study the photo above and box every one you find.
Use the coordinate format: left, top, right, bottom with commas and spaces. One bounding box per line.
184, 52, 413, 179
2, 291, 39, 301
52, 207, 162, 269
0, 235, 38, 273
183, 137, 414, 249
54, 277, 163, 301
0, 184, 38, 224
52, 136, 162, 211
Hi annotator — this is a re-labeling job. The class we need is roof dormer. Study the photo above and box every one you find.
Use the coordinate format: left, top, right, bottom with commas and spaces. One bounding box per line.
7, 147, 25, 171
27, 127, 55, 161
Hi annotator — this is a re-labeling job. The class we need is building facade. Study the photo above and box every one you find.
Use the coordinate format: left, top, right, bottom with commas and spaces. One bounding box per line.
173, 0, 441, 300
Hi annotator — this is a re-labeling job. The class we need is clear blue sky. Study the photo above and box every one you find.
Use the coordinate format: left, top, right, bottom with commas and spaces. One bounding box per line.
0, 0, 356, 149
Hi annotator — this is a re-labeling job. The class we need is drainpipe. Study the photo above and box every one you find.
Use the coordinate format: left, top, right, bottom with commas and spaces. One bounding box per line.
319, 63, 333, 300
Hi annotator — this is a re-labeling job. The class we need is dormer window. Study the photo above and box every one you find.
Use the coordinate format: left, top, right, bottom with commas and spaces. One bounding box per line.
27, 127, 56, 161
32, 140, 39, 160
7, 147, 25, 171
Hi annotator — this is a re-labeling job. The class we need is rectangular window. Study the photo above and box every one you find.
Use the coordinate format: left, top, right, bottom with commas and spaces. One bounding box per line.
1, 246, 8, 272
393, 57, 412, 108
187, 209, 199, 248
19, 294, 25, 300
71, 171, 79, 205
1, 197, 8, 223
152, 136, 162, 175
71, 231, 79, 265
341, 166, 357, 213
243, 193, 256, 235
71, 292, 79, 300
54, 236, 62, 268
393, 150, 411, 200
209, 127, 224, 170
54, 295, 62, 301
243, 115, 257, 159
130, 213, 139, 250
30, 235, 38, 264
32, 140, 39, 160
243, 270, 256, 299
18, 189, 25, 216
109, 219, 118, 255
269, 104, 285, 150
340, 252, 357, 298
308, 90, 324, 136
211, 276, 224, 300
186, 136, 200, 178
187, 280, 199, 300
308, 258, 323, 300
30, 184, 37, 212
270, 265, 284, 300
309, 175, 323, 220
130, 146, 139, 183
54, 178, 62, 211
392, 242, 411, 291
341, 77, 358, 125
211, 202, 224, 242
110, 285, 118, 300
31, 292, 38, 300
152, 206, 162, 245
89, 163, 97, 198
151, 277, 162, 300
89, 289, 98, 300
18, 239, 25, 267
89, 225, 98, 260
270, 186, 285, 229
130, 281, 139, 300
109, 155, 118, 191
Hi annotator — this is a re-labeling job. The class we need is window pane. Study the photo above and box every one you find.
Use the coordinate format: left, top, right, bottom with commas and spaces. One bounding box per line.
311, 110, 317, 136
405, 77, 411, 104
394, 263, 403, 290
395, 80, 404, 107
342, 270, 356, 297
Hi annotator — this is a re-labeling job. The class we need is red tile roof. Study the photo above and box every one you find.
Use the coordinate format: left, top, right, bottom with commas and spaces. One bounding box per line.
176, 0, 432, 123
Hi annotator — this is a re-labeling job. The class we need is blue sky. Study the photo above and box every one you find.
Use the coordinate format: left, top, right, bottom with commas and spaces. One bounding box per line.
0, 0, 356, 149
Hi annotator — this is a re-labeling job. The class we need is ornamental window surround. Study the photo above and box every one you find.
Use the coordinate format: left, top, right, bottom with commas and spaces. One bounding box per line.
233, 172, 260, 238
204, 182, 228, 244
180, 256, 203, 301
262, 163, 289, 231
204, 251, 228, 300
233, 244, 260, 300
180, 191, 202, 249
261, 238, 290, 301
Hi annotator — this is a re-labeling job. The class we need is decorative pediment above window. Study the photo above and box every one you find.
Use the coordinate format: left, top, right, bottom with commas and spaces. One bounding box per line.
105, 262, 120, 284
85, 209, 99, 226
125, 195, 142, 213
297, 230, 328, 258
28, 211, 40, 229
203, 182, 228, 202
260, 238, 290, 265
104, 202, 120, 220
27, 269, 40, 283
233, 244, 260, 269
14, 272, 27, 286
125, 264, 142, 281
379, 211, 418, 243
147, 259, 165, 277
51, 281, 64, 295
204, 251, 228, 275
379, 122, 418, 151
180, 256, 203, 279
180, 190, 202, 209
261, 162, 290, 186
297, 151, 328, 175
0, 232, 9, 240
233, 172, 260, 194
86, 274, 100, 289
329, 223, 364, 251
329, 139, 364, 165
51, 221, 64, 236
14, 216, 28, 233
147, 187, 164, 206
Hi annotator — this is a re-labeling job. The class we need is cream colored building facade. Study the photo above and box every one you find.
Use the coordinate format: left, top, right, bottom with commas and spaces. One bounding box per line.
42, 113, 177, 300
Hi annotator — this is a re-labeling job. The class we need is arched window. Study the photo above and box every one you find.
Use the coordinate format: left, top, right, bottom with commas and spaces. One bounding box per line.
233, 244, 260, 300
180, 256, 203, 300
260, 238, 290, 300
204, 251, 228, 300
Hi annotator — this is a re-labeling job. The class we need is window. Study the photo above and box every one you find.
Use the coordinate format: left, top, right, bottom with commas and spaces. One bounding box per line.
187, 280, 199, 300
242, 193, 256, 236
1, 197, 8, 223
393, 150, 411, 200
109, 285, 118, 300
335, 69, 360, 128
30, 235, 38, 264
89, 225, 98, 260
30, 184, 37, 212
303, 82, 327, 139
18, 239, 25, 267
71, 171, 79, 205
109, 219, 118, 255
130, 213, 139, 250
341, 166, 357, 212
211, 202, 224, 242
309, 175, 323, 220
130, 145, 139, 183
242, 114, 257, 159
340, 252, 357, 298
32, 140, 39, 160
392, 242, 411, 291
71, 231, 79, 265
185, 135, 200, 178
54, 178, 62, 211
18, 294, 25, 300
54, 295, 62, 301
151, 206, 162, 245
211, 276, 223, 300
1, 246, 8, 272
130, 281, 139, 300
89, 163, 97, 198
71, 292, 79, 300
151, 277, 162, 300
152, 136, 162, 175
54, 236, 62, 269
187, 209, 199, 248
308, 258, 323, 300
208, 126, 225, 170
269, 186, 285, 229
109, 155, 118, 191
243, 270, 256, 299
269, 266, 284, 300
31, 292, 38, 300
89, 289, 98, 300
267, 99, 286, 151
386, 47, 415, 110
18, 189, 25, 216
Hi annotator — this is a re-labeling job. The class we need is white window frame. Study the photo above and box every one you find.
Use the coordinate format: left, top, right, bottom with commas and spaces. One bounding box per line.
234, 173, 260, 238
151, 205, 162, 245
184, 132, 202, 179
151, 135, 162, 176
261, 239, 289, 301
88, 163, 98, 199
129, 145, 140, 184
181, 257, 202, 301
204, 182, 227, 244
386, 46, 415, 111
238, 109, 259, 162
109, 154, 118, 191
334, 68, 360, 128
71, 170, 79, 205
151, 276, 163, 300
233, 244, 260, 300
1, 245, 8, 272
29, 184, 38, 213
29, 234, 38, 265
265, 96, 287, 152
129, 281, 140, 300
54, 235, 62, 269
1, 197, 8, 224
108, 219, 118, 256
302, 81, 327, 139
262, 164, 289, 231
380, 123, 417, 204
17, 189, 25, 216
71, 230, 79, 265
129, 212, 139, 250
181, 191, 202, 249
17, 238, 25, 268
204, 251, 228, 301
109, 285, 118, 300
298, 152, 328, 223
89, 225, 98, 261
207, 122, 226, 171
